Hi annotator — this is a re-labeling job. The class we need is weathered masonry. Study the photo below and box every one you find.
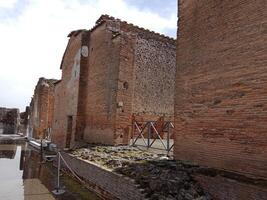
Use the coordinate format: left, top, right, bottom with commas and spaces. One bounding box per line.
52, 15, 176, 148
28, 78, 57, 139
19, 106, 30, 136
0, 107, 20, 134
175, 0, 267, 181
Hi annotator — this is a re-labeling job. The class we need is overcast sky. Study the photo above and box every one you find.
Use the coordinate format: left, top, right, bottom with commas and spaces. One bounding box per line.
0, 0, 177, 111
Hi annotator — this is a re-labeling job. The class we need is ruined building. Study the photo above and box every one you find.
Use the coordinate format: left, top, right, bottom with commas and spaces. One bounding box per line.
18, 106, 30, 136
28, 78, 58, 139
175, 0, 267, 198
0, 107, 20, 134
52, 15, 176, 148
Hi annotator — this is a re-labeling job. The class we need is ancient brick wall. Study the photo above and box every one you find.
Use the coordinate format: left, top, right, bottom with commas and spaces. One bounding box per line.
113, 28, 176, 144
114, 32, 136, 145
132, 36, 176, 121
29, 78, 57, 139
175, 0, 267, 179
51, 31, 87, 148
53, 16, 176, 146
83, 22, 120, 145
0, 107, 19, 134
75, 31, 90, 141
82, 17, 176, 145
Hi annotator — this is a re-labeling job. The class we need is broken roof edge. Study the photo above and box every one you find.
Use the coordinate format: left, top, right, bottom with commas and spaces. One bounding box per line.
35, 77, 59, 90
60, 29, 88, 69
60, 15, 175, 69
67, 29, 88, 37
54, 80, 61, 85
38, 77, 59, 84
91, 14, 176, 43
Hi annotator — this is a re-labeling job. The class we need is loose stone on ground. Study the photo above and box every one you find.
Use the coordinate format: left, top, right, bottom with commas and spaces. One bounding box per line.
70, 145, 211, 200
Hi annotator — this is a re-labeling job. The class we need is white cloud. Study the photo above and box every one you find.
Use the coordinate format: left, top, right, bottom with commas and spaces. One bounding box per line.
0, 0, 176, 111
0, 0, 17, 8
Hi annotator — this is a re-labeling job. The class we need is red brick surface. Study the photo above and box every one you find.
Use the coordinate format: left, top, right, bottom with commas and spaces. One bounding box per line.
29, 78, 56, 139
83, 23, 119, 145
51, 32, 86, 148
175, 0, 267, 179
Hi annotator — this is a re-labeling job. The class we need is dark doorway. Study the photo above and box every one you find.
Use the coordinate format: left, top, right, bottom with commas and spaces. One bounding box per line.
66, 116, 73, 148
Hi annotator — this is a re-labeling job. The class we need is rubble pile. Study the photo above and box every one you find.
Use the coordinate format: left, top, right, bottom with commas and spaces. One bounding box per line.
71, 146, 211, 200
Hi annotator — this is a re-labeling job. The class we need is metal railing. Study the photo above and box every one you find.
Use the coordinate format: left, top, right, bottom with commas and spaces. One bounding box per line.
131, 120, 174, 153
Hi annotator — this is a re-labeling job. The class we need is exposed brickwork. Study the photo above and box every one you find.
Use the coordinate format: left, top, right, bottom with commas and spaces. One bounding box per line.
0, 107, 20, 134
52, 31, 87, 148
85, 16, 176, 145
175, 0, 267, 180
114, 33, 136, 144
75, 31, 90, 141
52, 15, 176, 147
52, 30, 90, 147
29, 78, 57, 139
83, 22, 119, 145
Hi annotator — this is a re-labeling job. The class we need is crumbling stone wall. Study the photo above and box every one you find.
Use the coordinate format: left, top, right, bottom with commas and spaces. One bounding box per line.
0, 107, 19, 134
175, 0, 267, 179
29, 78, 57, 139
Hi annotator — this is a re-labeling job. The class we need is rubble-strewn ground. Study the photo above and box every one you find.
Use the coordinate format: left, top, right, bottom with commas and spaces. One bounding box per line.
71, 145, 211, 200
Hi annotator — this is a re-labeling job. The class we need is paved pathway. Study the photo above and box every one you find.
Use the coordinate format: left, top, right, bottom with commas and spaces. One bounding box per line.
24, 179, 55, 200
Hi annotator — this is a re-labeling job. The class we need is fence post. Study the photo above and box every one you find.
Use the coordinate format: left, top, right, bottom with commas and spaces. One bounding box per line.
40, 139, 43, 163
147, 122, 151, 148
167, 122, 170, 151
131, 121, 135, 146
52, 152, 65, 195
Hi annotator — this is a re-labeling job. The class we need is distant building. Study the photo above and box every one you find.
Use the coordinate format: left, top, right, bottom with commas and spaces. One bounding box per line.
0, 107, 20, 134
52, 15, 176, 148
28, 78, 58, 139
18, 106, 30, 136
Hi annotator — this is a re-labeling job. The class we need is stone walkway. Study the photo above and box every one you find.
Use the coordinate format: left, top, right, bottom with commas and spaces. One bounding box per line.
24, 179, 55, 200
